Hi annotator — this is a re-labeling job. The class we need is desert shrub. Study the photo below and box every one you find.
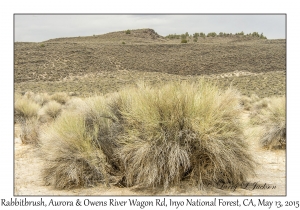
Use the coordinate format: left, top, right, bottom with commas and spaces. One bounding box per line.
253, 97, 271, 110
114, 80, 255, 189
64, 97, 86, 111
40, 95, 124, 189
235, 31, 244, 36
199, 32, 206, 38
40, 111, 110, 189
32, 93, 51, 106
50, 92, 70, 104
240, 94, 260, 111
260, 33, 267, 39
250, 94, 260, 102
251, 32, 260, 38
39, 100, 62, 120
40, 44, 45, 47
240, 96, 252, 111
15, 92, 22, 99
125, 29, 131, 34
20, 117, 40, 145
249, 97, 272, 125
193, 33, 199, 38
259, 96, 286, 149
181, 39, 188, 43
207, 32, 217, 37
79, 96, 122, 163
122, 42, 125, 44
165, 34, 181, 39
68, 92, 77, 96
15, 97, 41, 123
24, 91, 35, 99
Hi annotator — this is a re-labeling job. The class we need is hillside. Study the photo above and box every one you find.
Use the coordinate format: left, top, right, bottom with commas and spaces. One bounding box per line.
14, 28, 286, 97
45, 28, 165, 43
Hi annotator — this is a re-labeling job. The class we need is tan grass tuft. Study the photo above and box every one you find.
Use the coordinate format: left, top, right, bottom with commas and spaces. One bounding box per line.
40, 111, 110, 189
39, 100, 62, 120
50, 92, 70, 104
113, 80, 256, 189
32, 93, 51, 106
15, 97, 41, 123
259, 96, 286, 149
20, 117, 40, 145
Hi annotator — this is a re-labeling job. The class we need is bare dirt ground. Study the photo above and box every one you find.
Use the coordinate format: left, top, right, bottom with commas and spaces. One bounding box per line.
14, 115, 286, 196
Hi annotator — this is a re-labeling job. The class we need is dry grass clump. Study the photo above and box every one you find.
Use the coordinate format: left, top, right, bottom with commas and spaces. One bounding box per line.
259, 96, 286, 149
240, 94, 260, 111
249, 97, 273, 125
19, 117, 40, 145
23, 91, 35, 99
20, 91, 51, 106
64, 97, 86, 111
15, 94, 41, 144
40, 111, 110, 189
39, 100, 62, 120
14, 97, 41, 123
32, 93, 51, 106
113, 80, 255, 189
50, 92, 70, 104
39, 80, 257, 190
78, 96, 121, 164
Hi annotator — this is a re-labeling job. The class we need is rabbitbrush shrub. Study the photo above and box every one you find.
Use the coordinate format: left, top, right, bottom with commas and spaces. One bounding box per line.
40, 96, 121, 189
15, 97, 41, 122
40, 110, 111, 189
19, 117, 40, 145
40, 80, 256, 190
259, 96, 286, 149
50, 92, 70, 105
112, 80, 256, 189
15, 94, 41, 144
40, 100, 62, 120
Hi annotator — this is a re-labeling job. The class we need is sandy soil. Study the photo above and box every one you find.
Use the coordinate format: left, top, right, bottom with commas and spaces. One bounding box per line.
14, 119, 286, 196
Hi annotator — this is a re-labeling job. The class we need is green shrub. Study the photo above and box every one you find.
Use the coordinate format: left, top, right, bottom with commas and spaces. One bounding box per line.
122, 41, 125, 44
235, 31, 244, 36
165, 34, 181, 39
40, 44, 45, 47
125, 29, 131, 34
114, 80, 256, 189
260, 33, 267, 39
181, 39, 188, 43
193, 33, 199, 38
251, 32, 260, 38
199, 32, 206, 38
207, 32, 217, 37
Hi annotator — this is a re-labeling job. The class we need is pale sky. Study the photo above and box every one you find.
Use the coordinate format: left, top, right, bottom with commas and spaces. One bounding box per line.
14, 14, 286, 42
